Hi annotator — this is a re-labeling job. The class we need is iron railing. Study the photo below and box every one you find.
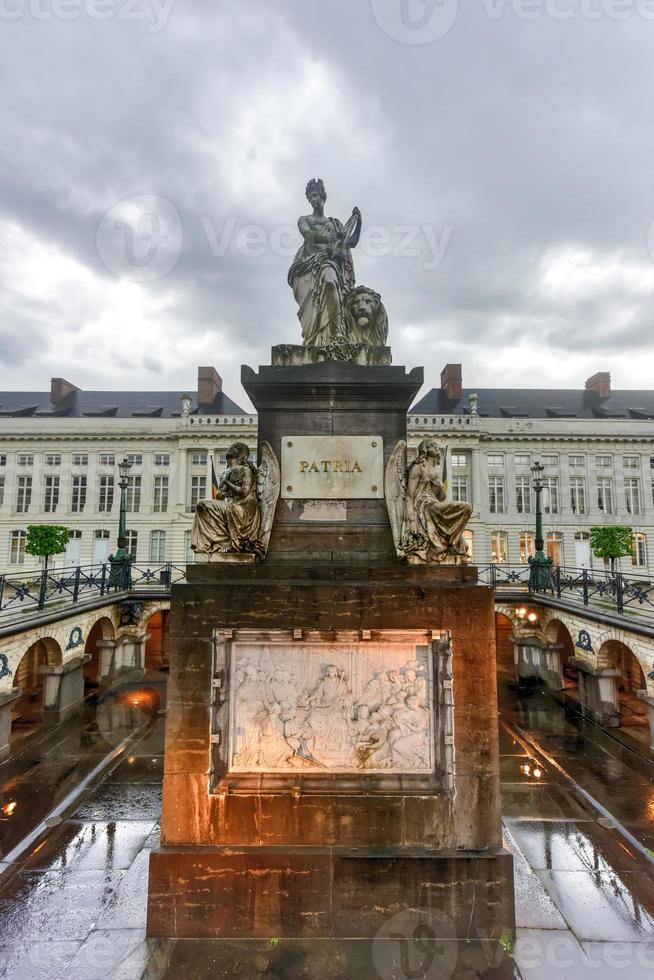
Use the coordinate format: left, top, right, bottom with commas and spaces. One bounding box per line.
2, 559, 653, 630
0, 561, 187, 626
479, 563, 654, 626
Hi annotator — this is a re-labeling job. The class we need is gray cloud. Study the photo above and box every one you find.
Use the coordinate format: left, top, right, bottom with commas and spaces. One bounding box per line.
1, 0, 653, 400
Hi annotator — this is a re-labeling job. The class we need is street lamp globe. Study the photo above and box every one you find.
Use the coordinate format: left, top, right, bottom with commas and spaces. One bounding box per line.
118, 457, 132, 483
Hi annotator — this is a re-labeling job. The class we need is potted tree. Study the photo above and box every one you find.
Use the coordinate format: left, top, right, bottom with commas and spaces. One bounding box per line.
589, 526, 633, 574
25, 525, 70, 575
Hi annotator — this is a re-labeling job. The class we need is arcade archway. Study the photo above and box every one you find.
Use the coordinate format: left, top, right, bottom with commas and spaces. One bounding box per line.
144, 609, 170, 671
546, 620, 578, 696
600, 639, 648, 735
11, 637, 62, 735
84, 617, 115, 690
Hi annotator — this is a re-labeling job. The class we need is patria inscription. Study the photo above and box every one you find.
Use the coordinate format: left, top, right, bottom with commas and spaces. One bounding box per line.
281, 435, 384, 499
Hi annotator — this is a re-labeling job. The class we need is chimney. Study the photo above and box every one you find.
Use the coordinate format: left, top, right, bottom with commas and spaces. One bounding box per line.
585, 372, 611, 399
50, 377, 80, 403
197, 366, 223, 406
441, 363, 462, 401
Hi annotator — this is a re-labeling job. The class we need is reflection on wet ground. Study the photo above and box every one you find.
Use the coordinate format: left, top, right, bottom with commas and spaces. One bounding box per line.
500, 676, 654, 979
0, 677, 654, 977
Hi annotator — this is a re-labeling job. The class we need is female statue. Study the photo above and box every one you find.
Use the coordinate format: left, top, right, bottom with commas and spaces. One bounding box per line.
402, 440, 472, 563
386, 439, 472, 564
288, 178, 362, 347
191, 442, 261, 557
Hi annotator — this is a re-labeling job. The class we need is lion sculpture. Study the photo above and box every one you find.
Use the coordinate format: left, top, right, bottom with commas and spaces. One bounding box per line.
344, 286, 389, 347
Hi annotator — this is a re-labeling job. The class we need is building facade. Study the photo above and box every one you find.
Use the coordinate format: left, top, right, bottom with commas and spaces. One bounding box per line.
0, 368, 255, 571
1, 365, 653, 574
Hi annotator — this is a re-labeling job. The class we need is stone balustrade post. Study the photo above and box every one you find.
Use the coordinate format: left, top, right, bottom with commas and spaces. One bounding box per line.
40, 654, 92, 723
0, 689, 21, 761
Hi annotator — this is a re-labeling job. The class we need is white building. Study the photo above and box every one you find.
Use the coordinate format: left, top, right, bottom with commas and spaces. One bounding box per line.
408, 366, 654, 573
1, 364, 652, 574
0, 368, 255, 570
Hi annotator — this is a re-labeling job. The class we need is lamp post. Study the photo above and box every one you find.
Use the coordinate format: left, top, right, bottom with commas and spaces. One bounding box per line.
108, 457, 133, 590
528, 460, 553, 592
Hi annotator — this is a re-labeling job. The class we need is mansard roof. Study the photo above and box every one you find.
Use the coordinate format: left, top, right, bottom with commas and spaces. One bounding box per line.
0, 389, 249, 419
410, 388, 654, 421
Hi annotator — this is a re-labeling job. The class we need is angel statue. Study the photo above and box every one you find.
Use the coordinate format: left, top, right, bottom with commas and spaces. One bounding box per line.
386, 439, 473, 564
288, 178, 362, 347
191, 441, 280, 561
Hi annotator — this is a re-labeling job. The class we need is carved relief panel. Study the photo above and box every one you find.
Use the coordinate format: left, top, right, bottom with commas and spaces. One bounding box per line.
210, 630, 453, 784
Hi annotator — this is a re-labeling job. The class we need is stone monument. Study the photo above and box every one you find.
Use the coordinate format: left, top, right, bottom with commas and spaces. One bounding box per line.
147, 181, 514, 975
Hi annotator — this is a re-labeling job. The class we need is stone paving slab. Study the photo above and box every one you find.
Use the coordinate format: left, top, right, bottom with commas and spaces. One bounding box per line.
96, 849, 150, 931
23, 820, 157, 872
66, 928, 152, 980
503, 826, 566, 931
501, 782, 588, 821
515, 929, 654, 980
73, 783, 162, 822
506, 818, 641, 874
535, 870, 654, 943
0, 868, 125, 940
0, 939, 81, 980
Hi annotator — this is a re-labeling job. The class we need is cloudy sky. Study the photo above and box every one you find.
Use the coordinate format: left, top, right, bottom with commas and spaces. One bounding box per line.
1, 0, 654, 408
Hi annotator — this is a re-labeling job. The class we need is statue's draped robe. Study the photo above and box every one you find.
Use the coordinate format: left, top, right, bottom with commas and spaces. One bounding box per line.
191, 464, 261, 555
405, 462, 472, 562
288, 216, 356, 347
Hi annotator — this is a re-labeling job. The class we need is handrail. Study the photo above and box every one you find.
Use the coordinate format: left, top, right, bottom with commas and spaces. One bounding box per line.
0, 561, 187, 627
479, 563, 654, 626
1, 560, 652, 629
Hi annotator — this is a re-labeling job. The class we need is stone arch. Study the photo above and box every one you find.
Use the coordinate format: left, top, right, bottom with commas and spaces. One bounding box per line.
495, 604, 521, 630
133, 600, 170, 636
11, 637, 63, 734
144, 608, 170, 671
597, 637, 648, 733
544, 618, 578, 692
84, 616, 115, 688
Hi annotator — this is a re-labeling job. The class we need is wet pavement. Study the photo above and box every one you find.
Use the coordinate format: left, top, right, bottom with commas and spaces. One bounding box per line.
0, 674, 653, 978
499, 674, 654, 979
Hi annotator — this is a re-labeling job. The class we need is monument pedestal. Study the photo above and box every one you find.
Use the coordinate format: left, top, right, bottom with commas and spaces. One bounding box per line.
147, 362, 514, 951
147, 564, 513, 942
